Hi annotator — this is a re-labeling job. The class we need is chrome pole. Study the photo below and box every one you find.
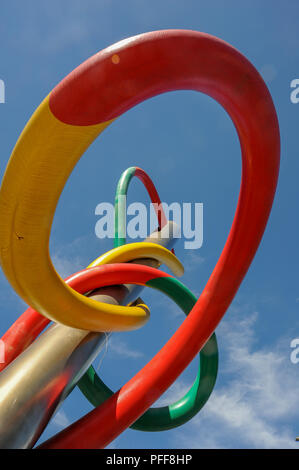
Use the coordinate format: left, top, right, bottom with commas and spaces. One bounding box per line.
0, 222, 179, 449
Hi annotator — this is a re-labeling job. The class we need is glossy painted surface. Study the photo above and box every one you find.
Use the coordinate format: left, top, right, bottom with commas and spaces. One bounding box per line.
114, 166, 167, 247
0, 29, 280, 448
0, 225, 178, 448
79, 274, 218, 432
40, 30, 279, 448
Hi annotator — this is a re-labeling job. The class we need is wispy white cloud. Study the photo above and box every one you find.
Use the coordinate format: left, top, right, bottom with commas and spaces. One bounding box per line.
148, 293, 185, 320
51, 409, 71, 429
50, 232, 112, 277
8, 0, 156, 57
182, 251, 205, 271
259, 64, 277, 83
171, 309, 299, 449
52, 252, 85, 279
9, 1, 109, 53
0, 271, 28, 311
108, 337, 145, 360
94, 334, 145, 371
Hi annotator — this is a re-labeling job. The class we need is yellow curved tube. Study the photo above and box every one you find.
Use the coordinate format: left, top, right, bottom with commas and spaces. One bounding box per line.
0, 95, 183, 332
88, 243, 184, 277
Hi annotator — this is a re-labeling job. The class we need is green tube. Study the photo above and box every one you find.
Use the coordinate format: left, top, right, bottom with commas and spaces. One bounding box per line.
78, 167, 219, 431
114, 166, 136, 247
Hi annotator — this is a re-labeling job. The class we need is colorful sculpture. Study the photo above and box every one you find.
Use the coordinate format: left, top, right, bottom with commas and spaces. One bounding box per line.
0, 30, 280, 449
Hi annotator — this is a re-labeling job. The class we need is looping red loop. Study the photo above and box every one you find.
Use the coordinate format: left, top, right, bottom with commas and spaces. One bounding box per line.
39, 29, 280, 449
0, 29, 280, 449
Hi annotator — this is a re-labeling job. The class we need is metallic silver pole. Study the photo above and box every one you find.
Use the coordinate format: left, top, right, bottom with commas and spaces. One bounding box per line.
0, 222, 179, 449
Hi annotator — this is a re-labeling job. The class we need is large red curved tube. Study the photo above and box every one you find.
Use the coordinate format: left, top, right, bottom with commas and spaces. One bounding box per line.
38, 31, 280, 449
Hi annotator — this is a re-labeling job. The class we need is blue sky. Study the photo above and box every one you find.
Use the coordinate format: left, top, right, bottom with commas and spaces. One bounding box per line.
0, 0, 299, 449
